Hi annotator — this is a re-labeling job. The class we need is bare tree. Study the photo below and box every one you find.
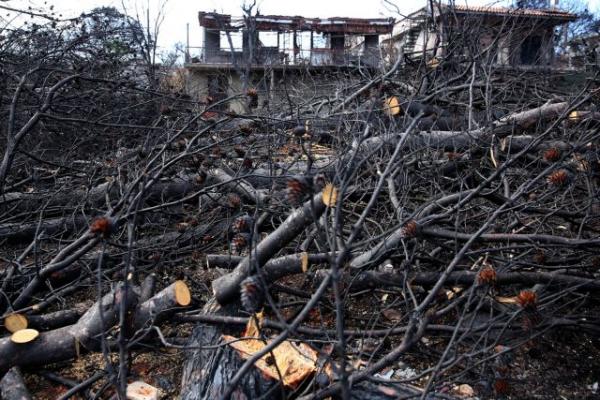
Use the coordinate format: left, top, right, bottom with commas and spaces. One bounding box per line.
0, 1, 599, 400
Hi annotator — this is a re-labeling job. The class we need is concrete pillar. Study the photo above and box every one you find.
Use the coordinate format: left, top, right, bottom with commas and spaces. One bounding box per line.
310, 31, 314, 65
293, 30, 298, 64
269, 69, 275, 103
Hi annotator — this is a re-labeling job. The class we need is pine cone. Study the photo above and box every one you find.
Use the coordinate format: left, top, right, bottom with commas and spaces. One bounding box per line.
287, 176, 312, 204
90, 216, 116, 237
546, 169, 570, 186
542, 147, 561, 162
517, 290, 537, 310
401, 220, 418, 238
246, 88, 258, 98
226, 193, 242, 209
232, 215, 253, 234
477, 266, 497, 285
231, 232, 250, 254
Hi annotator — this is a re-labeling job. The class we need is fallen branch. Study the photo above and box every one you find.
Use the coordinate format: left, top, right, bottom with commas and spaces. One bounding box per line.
212, 191, 327, 304
0, 283, 137, 376
133, 280, 191, 329
348, 270, 600, 292
421, 227, 600, 247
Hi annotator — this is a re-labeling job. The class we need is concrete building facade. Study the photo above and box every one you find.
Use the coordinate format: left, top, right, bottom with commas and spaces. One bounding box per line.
383, 5, 577, 70
185, 12, 394, 113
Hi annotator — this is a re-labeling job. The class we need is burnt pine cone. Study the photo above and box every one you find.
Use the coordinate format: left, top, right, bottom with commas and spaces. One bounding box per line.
287, 176, 312, 204
232, 215, 254, 234
546, 169, 570, 186
226, 193, 242, 209
231, 232, 250, 254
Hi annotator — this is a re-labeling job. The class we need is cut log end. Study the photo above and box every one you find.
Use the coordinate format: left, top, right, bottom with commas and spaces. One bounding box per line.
4, 314, 28, 333
322, 183, 338, 207
568, 110, 580, 123
126, 381, 159, 400
174, 280, 191, 306
11, 328, 39, 344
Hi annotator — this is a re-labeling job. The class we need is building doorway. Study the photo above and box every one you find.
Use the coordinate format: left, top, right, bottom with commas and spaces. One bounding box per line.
521, 35, 542, 65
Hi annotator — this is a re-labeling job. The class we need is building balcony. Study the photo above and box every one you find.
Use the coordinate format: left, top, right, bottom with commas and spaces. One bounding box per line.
185, 46, 384, 70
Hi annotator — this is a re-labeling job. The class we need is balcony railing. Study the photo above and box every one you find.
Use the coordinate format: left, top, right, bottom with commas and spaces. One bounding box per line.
186, 46, 383, 68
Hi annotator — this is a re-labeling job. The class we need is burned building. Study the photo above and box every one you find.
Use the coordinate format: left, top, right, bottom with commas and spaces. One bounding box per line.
185, 11, 394, 113
383, 5, 577, 70
568, 33, 600, 71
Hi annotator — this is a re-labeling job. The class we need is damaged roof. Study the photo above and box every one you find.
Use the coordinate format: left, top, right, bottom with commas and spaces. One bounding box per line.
198, 11, 394, 34
447, 5, 577, 21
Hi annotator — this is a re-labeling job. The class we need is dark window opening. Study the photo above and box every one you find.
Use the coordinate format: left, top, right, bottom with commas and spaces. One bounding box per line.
331, 34, 345, 65
521, 36, 542, 65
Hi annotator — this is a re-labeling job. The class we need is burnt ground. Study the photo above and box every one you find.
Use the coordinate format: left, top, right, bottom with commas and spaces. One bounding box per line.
9, 258, 600, 399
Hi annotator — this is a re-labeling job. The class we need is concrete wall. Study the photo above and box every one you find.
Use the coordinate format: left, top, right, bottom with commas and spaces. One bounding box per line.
413, 29, 440, 58
186, 68, 364, 114
186, 70, 209, 101
393, 14, 562, 68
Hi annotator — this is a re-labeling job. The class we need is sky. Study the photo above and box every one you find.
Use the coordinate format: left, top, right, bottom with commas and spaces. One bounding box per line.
4, 0, 600, 56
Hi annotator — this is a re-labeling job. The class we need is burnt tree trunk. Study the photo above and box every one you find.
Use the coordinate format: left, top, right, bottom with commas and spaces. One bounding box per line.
180, 298, 277, 400
0, 367, 31, 400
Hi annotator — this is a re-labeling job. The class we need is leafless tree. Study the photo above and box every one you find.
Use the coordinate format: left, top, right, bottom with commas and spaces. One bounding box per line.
0, 2, 599, 400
